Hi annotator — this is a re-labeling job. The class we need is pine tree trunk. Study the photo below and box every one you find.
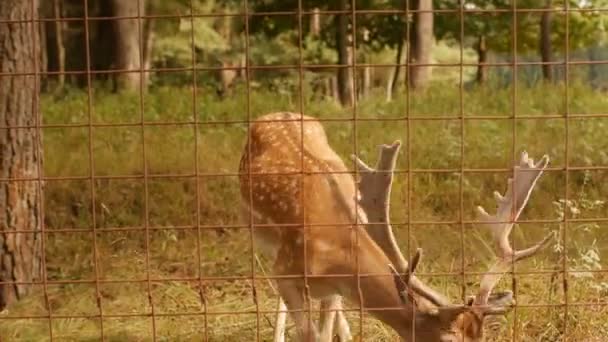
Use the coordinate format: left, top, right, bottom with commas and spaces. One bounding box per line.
53, 0, 65, 87
335, 0, 354, 107
310, 7, 320, 37
540, 0, 553, 81
142, 17, 154, 87
387, 38, 405, 102
408, 0, 433, 89
110, 0, 145, 91
476, 35, 488, 84
0, 0, 43, 311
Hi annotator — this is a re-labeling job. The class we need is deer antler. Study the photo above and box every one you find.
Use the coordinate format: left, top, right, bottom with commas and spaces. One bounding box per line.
353, 142, 450, 307
474, 152, 552, 311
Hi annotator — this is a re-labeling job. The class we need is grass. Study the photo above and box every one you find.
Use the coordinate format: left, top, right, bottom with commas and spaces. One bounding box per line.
2, 81, 608, 341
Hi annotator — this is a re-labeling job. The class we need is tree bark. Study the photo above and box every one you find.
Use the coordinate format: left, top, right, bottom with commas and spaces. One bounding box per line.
110, 0, 146, 91
310, 7, 320, 37
335, 0, 354, 107
142, 15, 155, 87
387, 38, 405, 102
217, 11, 236, 97
408, 0, 433, 89
0, 0, 43, 311
540, 0, 553, 81
476, 35, 488, 84
361, 28, 371, 99
53, 0, 66, 88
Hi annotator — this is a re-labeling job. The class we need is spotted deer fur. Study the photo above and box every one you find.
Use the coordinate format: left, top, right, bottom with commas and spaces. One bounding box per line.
239, 112, 551, 341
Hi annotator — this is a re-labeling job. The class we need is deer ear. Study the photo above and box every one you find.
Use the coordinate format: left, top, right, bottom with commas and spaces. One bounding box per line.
437, 305, 469, 325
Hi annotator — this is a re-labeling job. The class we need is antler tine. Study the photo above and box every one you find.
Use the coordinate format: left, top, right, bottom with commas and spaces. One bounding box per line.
389, 248, 423, 304
353, 141, 450, 307
474, 152, 552, 308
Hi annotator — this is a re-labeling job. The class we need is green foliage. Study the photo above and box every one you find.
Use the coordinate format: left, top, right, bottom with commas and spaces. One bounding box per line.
435, 0, 608, 54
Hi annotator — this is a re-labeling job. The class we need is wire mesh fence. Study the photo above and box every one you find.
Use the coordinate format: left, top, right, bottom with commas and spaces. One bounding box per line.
1, 0, 608, 341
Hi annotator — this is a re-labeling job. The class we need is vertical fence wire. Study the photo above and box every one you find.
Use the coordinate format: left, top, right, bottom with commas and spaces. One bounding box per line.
242, 0, 262, 340
295, 1, 310, 338
405, 1, 414, 340
187, 0, 210, 340
30, 0, 53, 339
563, 0, 571, 337
458, 0, 467, 315
511, 0, 519, 340
348, 0, 365, 338
82, 0, 104, 340
135, 0, 157, 339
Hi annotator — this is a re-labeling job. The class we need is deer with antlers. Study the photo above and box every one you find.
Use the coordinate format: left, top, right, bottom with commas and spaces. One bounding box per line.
239, 112, 552, 341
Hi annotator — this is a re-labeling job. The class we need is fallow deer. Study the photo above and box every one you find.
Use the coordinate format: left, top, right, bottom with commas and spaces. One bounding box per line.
239, 112, 552, 341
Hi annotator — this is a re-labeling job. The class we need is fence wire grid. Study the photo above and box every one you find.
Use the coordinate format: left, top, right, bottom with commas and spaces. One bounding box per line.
1, 0, 608, 341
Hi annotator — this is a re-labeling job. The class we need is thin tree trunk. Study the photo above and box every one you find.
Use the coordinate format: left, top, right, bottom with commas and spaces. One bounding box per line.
387, 38, 405, 102
39, 12, 48, 90
540, 0, 553, 81
0, 0, 43, 310
362, 63, 371, 98
335, 0, 354, 107
218, 11, 236, 97
142, 12, 154, 87
476, 35, 488, 84
53, 0, 65, 87
310, 7, 320, 37
361, 28, 371, 99
408, 0, 434, 89
110, 0, 146, 91
331, 76, 339, 101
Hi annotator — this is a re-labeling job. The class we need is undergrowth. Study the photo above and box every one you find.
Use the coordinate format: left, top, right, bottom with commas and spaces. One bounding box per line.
2, 82, 608, 341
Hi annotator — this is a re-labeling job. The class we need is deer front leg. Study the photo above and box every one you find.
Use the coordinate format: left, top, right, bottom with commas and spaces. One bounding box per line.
273, 297, 287, 342
319, 296, 339, 341
335, 308, 352, 341
319, 295, 352, 342
276, 279, 319, 342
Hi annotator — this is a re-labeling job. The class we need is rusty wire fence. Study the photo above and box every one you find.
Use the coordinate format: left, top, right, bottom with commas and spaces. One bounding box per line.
1, 0, 608, 341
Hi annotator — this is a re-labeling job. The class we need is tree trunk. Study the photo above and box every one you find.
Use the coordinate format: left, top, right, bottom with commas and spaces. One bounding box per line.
335, 0, 354, 107
39, 12, 48, 90
110, 0, 145, 91
361, 28, 371, 99
217, 11, 236, 97
540, 0, 553, 81
310, 7, 320, 37
476, 35, 488, 84
408, 0, 433, 89
0, 0, 43, 311
362, 63, 371, 98
387, 38, 405, 102
142, 16, 155, 86
53, 0, 66, 88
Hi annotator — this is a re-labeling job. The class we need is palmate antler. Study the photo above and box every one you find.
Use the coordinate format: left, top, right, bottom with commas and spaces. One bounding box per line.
355, 148, 552, 314
352, 142, 450, 307
473, 152, 552, 312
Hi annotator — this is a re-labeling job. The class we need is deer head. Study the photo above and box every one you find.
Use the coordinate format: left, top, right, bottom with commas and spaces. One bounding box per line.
385, 152, 552, 341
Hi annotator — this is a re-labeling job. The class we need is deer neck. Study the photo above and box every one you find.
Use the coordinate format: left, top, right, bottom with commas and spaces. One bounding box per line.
349, 236, 439, 340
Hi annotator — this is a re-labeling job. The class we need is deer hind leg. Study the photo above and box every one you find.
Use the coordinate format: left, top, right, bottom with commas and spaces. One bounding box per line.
276, 279, 319, 342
